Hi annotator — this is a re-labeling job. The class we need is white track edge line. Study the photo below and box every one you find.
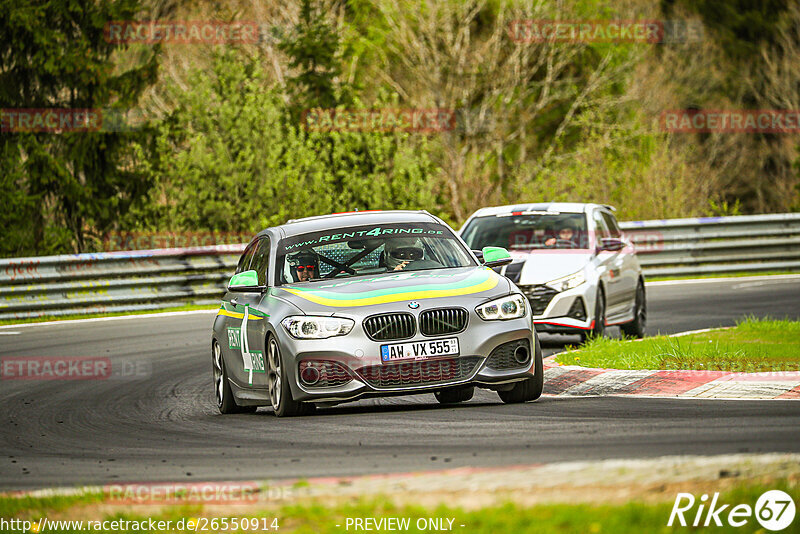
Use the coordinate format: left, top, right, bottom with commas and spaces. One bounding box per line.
0, 309, 218, 329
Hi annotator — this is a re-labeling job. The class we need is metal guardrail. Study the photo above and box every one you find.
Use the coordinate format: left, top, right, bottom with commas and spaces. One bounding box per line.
620, 213, 800, 277
1, 214, 799, 320
0, 246, 245, 320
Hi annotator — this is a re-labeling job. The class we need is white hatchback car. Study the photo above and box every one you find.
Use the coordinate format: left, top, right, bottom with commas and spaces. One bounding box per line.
460, 203, 646, 340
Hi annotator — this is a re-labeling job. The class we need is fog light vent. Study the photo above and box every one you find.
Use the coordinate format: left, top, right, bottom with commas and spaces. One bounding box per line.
298, 360, 352, 387
567, 297, 587, 320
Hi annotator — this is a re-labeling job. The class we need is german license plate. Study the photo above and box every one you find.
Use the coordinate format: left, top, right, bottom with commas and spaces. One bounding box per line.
380, 338, 460, 363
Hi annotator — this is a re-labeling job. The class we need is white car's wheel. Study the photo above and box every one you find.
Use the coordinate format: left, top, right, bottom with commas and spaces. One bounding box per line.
621, 280, 646, 338
582, 287, 606, 342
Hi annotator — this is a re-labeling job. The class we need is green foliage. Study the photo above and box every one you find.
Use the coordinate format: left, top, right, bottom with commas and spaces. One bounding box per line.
279, 0, 347, 117
0, 0, 159, 256
667, 0, 789, 62
3, 0, 798, 260
132, 50, 437, 234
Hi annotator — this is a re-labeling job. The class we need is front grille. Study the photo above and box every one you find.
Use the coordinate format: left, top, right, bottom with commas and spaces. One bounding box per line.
363, 313, 416, 341
520, 284, 558, 316
485, 339, 531, 371
357, 356, 482, 388
419, 308, 468, 336
298, 360, 352, 387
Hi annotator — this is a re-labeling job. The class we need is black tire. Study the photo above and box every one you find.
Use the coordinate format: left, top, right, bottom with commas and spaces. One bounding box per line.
582, 287, 606, 342
620, 279, 646, 338
498, 335, 544, 403
266, 336, 314, 417
435, 385, 474, 404
212, 339, 256, 414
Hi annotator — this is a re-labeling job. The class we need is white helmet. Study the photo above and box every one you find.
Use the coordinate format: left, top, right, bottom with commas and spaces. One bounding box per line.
384, 238, 424, 270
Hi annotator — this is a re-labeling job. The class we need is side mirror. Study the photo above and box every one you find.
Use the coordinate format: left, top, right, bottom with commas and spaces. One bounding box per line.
598, 237, 625, 252
227, 270, 264, 292
481, 246, 513, 268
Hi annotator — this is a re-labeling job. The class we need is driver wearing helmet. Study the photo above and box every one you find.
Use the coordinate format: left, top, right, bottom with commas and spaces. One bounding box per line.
545, 221, 578, 247
288, 251, 320, 282
384, 238, 425, 271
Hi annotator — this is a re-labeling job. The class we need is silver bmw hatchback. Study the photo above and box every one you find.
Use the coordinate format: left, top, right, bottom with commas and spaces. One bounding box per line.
212, 210, 542, 416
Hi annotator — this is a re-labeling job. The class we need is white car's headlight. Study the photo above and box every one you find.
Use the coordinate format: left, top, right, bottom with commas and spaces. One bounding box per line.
476, 294, 527, 320
546, 270, 585, 292
281, 316, 354, 339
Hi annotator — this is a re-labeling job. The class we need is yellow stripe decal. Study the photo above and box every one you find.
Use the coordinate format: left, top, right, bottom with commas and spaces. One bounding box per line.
282, 276, 498, 307
216, 309, 263, 320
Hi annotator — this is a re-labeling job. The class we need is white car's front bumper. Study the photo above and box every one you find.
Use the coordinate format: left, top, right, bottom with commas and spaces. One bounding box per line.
518, 282, 596, 334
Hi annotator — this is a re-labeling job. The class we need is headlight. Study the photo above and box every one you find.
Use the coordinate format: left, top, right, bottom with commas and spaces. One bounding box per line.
281, 316, 354, 339
476, 294, 527, 320
546, 270, 585, 292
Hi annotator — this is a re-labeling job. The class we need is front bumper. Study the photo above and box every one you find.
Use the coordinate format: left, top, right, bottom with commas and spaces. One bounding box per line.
520, 282, 595, 334
279, 315, 535, 403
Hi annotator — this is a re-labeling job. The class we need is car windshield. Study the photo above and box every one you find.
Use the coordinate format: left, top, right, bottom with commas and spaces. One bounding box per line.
277, 222, 475, 284
461, 213, 589, 250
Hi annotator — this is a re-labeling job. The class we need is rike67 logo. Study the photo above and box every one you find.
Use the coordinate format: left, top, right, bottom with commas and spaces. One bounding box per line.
669, 490, 796, 531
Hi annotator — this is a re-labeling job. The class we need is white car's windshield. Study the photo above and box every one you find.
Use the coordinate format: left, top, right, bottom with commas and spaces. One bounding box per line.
462, 213, 589, 250
277, 222, 475, 284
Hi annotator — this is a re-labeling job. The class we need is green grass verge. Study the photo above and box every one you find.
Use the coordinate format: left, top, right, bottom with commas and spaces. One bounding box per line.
0, 304, 217, 326
1, 480, 796, 533
555, 317, 800, 372
646, 270, 800, 281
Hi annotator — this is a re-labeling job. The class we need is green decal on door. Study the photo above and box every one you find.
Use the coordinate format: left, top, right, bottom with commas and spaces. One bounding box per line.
227, 327, 241, 349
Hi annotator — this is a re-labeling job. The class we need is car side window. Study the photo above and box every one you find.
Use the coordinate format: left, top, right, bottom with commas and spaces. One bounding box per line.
592, 210, 610, 241
250, 237, 271, 286
235, 240, 258, 274
601, 211, 621, 238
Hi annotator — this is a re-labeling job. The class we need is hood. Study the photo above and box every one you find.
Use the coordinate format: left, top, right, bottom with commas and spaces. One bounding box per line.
273, 267, 511, 315
512, 250, 593, 285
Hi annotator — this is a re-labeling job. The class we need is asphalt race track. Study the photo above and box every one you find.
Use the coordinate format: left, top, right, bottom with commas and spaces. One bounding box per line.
1, 276, 799, 490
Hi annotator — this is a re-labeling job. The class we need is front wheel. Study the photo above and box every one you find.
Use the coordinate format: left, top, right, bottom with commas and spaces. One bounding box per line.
266, 336, 315, 417
498, 336, 544, 403
620, 280, 646, 338
581, 287, 606, 343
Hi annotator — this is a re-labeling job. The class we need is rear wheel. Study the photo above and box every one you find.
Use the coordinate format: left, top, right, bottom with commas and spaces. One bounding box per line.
435, 385, 474, 404
620, 280, 646, 338
212, 340, 256, 414
267, 336, 315, 417
498, 335, 543, 403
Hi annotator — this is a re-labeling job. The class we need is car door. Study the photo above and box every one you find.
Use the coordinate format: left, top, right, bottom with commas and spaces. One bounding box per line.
601, 210, 638, 317
592, 209, 625, 317
220, 240, 257, 374
221, 238, 270, 388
